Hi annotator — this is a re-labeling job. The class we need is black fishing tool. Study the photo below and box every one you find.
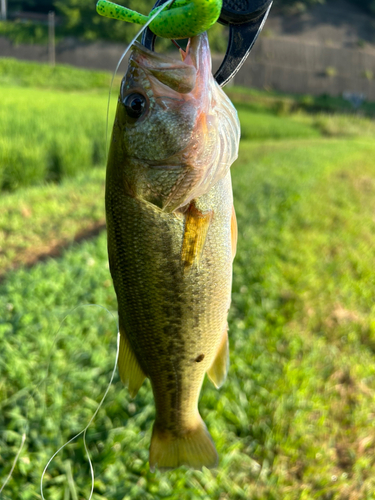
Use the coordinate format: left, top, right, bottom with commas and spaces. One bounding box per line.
141, 0, 273, 87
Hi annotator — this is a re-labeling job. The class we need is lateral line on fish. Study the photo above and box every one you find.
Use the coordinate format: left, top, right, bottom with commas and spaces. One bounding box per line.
105, 0, 175, 157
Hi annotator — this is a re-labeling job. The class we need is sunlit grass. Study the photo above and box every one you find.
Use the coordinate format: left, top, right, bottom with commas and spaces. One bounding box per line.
0, 58, 121, 91
1, 135, 375, 499
0, 168, 105, 275
0, 86, 110, 190
2, 84, 375, 192
2, 59, 375, 499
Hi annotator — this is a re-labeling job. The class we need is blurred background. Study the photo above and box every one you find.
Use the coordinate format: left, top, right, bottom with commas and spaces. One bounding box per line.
1, 1, 375, 499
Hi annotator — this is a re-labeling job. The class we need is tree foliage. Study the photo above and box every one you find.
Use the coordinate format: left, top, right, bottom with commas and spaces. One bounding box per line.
12, 0, 55, 13
350, 0, 375, 14
53, 0, 151, 42
7, 0, 375, 45
275, 0, 325, 9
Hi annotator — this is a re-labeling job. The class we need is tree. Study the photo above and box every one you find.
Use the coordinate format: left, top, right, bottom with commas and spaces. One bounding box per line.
349, 0, 375, 15
53, 0, 152, 42
12, 0, 55, 13
274, 0, 326, 12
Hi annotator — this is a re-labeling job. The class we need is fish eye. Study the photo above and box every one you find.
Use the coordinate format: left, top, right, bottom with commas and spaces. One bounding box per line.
123, 93, 147, 119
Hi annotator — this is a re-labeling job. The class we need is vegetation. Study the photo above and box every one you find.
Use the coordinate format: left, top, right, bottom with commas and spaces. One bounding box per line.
1, 59, 375, 499
0, 169, 105, 277
0, 58, 119, 90
4, 0, 374, 48
227, 86, 375, 118
2, 137, 375, 499
0, 85, 109, 191
1, 59, 375, 196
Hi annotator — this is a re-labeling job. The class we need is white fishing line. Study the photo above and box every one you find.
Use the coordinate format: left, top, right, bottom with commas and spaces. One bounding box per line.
3, 5, 175, 498
0, 433, 26, 496
105, 0, 174, 154
39, 304, 119, 500
0, 304, 117, 498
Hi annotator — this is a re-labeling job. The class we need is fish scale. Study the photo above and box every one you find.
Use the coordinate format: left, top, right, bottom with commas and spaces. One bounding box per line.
105, 33, 240, 470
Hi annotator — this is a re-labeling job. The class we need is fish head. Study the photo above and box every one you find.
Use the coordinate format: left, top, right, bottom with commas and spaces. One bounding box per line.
108, 33, 240, 211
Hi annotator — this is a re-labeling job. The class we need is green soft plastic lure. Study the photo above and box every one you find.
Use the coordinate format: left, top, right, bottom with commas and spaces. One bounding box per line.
96, 0, 222, 39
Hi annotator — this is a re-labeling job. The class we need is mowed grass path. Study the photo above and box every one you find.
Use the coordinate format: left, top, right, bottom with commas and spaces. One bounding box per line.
1, 130, 375, 499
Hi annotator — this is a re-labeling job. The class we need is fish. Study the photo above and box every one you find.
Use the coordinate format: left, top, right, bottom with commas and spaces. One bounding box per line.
105, 32, 240, 470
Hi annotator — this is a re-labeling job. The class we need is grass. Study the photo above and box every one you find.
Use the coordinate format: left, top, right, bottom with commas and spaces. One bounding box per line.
1, 136, 375, 499
2, 84, 375, 193
227, 86, 375, 118
0, 58, 121, 91
0, 86, 110, 191
2, 85, 374, 276
1, 58, 375, 193
1, 58, 375, 499
0, 168, 105, 277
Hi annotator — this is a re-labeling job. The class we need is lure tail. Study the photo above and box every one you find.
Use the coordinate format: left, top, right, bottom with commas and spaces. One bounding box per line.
97, 0, 222, 39
97, 0, 149, 26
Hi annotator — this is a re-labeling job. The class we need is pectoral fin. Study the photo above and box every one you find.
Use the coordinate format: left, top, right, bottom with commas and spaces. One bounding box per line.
181, 202, 213, 271
118, 324, 146, 398
207, 328, 229, 389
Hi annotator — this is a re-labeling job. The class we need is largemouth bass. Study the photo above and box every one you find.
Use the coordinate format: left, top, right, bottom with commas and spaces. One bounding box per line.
105, 32, 240, 470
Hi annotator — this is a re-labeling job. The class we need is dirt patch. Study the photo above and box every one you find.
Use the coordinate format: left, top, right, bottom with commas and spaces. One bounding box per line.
0, 219, 106, 282
327, 304, 361, 328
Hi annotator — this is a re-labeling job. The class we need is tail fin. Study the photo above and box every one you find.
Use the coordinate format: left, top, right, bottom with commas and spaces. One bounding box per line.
149, 416, 218, 471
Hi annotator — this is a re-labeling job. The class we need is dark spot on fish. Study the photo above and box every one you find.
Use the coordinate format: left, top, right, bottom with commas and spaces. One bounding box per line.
166, 381, 176, 392
195, 354, 205, 363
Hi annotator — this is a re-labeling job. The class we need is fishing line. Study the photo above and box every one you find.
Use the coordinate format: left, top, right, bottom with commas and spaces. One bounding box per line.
105, 0, 174, 155
0, 304, 118, 499
3, 5, 174, 497
39, 304, 119, 500
0, 433, 26, 496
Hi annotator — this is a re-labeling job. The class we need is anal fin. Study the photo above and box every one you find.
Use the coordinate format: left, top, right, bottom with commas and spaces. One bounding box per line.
181, 201, 213, 271
118, 325, 146, 398
207, 328, 229, 389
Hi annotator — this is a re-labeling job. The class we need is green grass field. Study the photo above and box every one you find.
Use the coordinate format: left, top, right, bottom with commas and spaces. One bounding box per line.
1, 59, 375, 500
1, 59, 375, 194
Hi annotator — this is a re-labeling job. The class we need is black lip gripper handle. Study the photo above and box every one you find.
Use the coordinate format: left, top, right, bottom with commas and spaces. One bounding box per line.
141, 0, 273, 87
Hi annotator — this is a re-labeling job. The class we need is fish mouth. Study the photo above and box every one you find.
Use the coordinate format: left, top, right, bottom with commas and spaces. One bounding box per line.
120, 33, 215, 166
130, 33, 212, 95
